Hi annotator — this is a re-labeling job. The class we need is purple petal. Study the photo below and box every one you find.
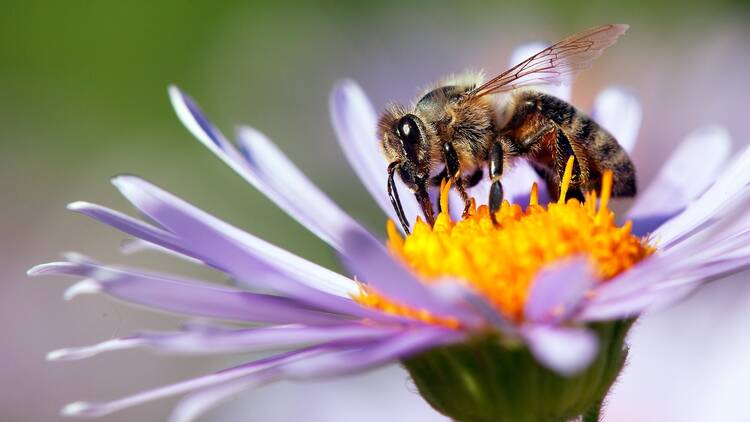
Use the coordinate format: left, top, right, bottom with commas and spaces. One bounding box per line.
234, 126, 378, 252
653, 143, 750, 249
577, 282, 695, 322
524, 257, 596, 324
109, 174, 360, 299
168, 85, 234, 151
628, 125, 731, 235
166, 328, 461, 422
521, 325, 598, 375
60, 348, 324, 418
28, 261, 348, 325
580, 228, 750, 321
169, 86, 374, 254
66, 201, 199, 260
108, 175, 419, 322
591, 87, 642, 154
505, 161, 548, 206
340, 229, 483, 326
168, 378, 260, 422
329, 80, 422, 230
509, 42, 571, 102
63, 198, 411, 323
111, 175, 358, 297
280, 327, 464, 378
47, 324, 403, 360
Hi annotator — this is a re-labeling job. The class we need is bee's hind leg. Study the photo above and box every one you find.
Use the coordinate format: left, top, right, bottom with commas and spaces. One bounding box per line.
442, 142, 472, 217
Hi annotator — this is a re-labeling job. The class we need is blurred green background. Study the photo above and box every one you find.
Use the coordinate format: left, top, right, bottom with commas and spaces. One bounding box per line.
2, 1, 750, 421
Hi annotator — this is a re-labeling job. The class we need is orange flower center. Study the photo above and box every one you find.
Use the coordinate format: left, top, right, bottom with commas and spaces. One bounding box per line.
355, 158, 654, 327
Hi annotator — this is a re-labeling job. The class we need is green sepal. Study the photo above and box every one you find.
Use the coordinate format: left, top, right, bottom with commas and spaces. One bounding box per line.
403, 320, 632, 422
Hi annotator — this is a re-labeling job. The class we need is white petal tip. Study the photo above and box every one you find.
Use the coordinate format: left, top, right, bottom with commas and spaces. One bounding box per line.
47, 339, 139, 361
27, 262, 71, 277
64, 279, 101, 300
46, 348, 72, 361
167, 85, 184, 104
66, 201, 91, 211
61, 401, 105, 418
330, 79, 364, 104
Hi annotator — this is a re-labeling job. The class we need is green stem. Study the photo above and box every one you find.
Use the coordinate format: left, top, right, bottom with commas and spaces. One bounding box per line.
582, 400, 603, 422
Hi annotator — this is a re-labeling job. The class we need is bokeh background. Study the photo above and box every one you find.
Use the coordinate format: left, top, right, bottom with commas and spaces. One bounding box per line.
3, 1, 750, 421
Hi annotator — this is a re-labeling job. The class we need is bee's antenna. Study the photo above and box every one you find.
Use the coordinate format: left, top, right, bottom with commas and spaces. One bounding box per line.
387, 162, 411, 234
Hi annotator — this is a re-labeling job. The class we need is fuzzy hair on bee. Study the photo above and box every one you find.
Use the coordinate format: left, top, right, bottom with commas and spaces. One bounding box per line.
378, 24, 635, 234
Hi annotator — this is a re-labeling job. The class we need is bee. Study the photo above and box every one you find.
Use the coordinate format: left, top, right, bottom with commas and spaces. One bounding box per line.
379, 24, 636, 233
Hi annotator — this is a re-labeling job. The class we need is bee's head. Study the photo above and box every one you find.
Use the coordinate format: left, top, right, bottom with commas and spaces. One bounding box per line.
378, 106, 435, 232
378, 106, 429, 190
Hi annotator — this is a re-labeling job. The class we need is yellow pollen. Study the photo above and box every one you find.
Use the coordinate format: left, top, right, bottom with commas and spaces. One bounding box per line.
355, 163, 654, 327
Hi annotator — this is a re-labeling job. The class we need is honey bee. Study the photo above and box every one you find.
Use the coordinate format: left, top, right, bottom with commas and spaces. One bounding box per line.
379, 24, 636, 233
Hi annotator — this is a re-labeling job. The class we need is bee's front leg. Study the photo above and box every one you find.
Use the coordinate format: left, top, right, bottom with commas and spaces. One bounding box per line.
488, 137, 506, 223
442, 142, 472, 217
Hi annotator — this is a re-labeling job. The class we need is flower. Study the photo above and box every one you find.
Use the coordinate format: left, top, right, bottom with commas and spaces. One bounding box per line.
30, 44, 750, 422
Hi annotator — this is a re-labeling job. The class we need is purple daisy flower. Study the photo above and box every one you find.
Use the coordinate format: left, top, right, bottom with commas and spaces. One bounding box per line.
30, 41, 750, 422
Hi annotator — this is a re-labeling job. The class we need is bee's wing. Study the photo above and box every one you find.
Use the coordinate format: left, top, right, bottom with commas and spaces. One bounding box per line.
469, 24, 629, 98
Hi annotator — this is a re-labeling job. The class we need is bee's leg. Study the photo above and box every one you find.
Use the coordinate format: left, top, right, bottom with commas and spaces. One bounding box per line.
519, 123, 555, 152
442, 142, 472, 217
415, 178, 436, 226
488, 138, 505, 223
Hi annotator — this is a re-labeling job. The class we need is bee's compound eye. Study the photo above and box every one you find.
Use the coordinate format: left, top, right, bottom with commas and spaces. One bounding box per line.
397, 114, 421, 162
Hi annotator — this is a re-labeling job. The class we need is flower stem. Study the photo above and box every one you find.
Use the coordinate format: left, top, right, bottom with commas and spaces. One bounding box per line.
582, 400, 603, 422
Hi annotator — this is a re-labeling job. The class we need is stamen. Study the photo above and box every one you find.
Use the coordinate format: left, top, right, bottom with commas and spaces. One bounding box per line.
529, 182, 539, 206
439, 178, 452, 217
558, 156, 576, 204
598, 170, 613, 216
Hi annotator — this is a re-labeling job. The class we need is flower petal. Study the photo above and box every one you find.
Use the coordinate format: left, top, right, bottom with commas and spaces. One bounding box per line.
110, 176, 360, 298
652, 143, 750, 249
505, 161, 549, 206
579, 226, 750, 321
169, 327, 461, 422
524, 257, 596, 324
280, 327, 464, 378
591, 87, 642, 154
522, 325, 598, 376
329, 80, 422, 229
29, 261, 348, 325
60, 348, 324, 418
235, 125, 378, 252
169, 86, 372, 253
168, 379, 260, 422
65, 196, 410, 322
628, 125, 731, 235
47, 324, 403, 360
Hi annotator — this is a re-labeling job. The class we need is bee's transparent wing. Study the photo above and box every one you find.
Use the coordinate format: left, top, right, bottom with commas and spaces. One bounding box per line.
469, 24, 629, 98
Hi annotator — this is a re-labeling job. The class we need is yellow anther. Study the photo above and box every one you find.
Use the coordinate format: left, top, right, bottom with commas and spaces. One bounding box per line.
529, 182, 539, 206
558, 156, 576, 204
